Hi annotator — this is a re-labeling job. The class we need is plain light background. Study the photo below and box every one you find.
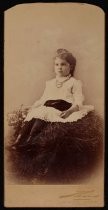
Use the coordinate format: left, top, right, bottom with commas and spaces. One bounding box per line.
4, 3, 104, 119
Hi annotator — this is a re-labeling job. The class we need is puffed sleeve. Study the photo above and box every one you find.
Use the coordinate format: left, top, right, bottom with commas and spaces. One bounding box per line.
72, 79, 84, 108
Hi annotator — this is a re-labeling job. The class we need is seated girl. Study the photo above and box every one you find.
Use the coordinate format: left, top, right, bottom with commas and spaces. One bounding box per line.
8, 49, 103, 183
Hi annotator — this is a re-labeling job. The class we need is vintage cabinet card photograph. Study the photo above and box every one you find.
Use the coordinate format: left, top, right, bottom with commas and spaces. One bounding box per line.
4, 3, 104, 207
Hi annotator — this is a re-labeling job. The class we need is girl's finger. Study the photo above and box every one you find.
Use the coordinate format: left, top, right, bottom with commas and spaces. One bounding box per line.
61, 114, 67, 118
60, 113, 65, 117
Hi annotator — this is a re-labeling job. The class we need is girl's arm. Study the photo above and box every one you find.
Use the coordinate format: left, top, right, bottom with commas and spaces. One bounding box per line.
60, 80, 84, 119
29, 81, 48, 111
31, 99, 42, 109
72, 80, 84, 108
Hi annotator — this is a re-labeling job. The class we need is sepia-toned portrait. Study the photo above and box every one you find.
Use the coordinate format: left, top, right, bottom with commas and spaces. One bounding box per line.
4, 3, 104, 207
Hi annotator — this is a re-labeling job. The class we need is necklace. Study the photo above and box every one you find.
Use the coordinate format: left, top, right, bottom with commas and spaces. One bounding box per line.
56, 74, 71, 88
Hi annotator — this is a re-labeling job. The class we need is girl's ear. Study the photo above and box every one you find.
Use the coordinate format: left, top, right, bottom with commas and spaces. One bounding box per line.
70, 64, 73, 76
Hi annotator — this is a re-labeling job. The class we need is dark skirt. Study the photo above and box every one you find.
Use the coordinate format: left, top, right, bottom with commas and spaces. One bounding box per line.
6, 111, 103, 184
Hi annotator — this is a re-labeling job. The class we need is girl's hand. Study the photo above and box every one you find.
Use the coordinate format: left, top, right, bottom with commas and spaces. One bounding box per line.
60, 110, 72, 119
30, 101, 41, 111
60, 105, 79, 119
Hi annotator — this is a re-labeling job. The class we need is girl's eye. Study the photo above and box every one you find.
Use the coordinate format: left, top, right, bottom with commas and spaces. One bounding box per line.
55, 63, 66, 66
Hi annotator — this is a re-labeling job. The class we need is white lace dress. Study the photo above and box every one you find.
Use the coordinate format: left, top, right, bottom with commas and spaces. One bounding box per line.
25, 77, 94, 123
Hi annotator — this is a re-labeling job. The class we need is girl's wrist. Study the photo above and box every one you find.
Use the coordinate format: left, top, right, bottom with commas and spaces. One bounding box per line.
69, 105, 79, 113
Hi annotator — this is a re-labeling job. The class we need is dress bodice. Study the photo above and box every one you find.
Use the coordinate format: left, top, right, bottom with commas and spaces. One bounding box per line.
39, 77, 84, 107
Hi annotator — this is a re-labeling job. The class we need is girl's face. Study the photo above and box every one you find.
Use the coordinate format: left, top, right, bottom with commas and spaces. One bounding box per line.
54, 57, 71, 77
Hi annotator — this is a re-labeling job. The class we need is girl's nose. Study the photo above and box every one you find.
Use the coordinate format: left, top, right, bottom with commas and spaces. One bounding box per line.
58, 66, 62, 70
